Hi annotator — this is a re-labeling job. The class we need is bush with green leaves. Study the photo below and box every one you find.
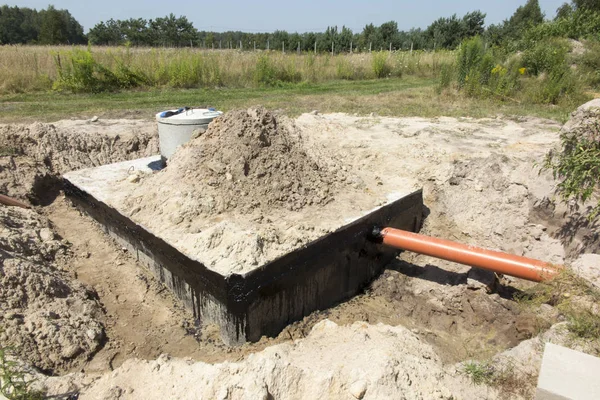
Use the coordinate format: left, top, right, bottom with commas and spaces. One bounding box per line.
578, 40, 600, 88
456, 36, 485, 88
544, 107, 600, 219
450, 35, 587, 105
253, 54, 302, 87
523, 9, 600, 42
520, 39, 569, 76
372, 51, 391, 78
53, 47, 148, 93
335, 58, 355, 80
525, 67, 580, 105
453, 37, 522, 99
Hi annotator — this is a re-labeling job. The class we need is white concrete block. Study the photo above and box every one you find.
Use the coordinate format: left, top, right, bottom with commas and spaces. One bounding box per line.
536, 342, 600, 400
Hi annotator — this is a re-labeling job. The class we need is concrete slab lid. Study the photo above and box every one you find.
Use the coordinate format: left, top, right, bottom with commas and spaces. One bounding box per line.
156, 108, 223, 125
63, 156, 418, 276
536, 342, 600, 400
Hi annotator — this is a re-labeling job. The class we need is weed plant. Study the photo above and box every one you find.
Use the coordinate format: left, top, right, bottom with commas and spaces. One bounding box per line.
544, 116, 600, 219
0, 345, 44, 400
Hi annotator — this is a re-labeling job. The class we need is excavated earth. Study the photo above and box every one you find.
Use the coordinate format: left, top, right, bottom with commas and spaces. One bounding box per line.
0, 104, 599, 399
119, 107, 379, 274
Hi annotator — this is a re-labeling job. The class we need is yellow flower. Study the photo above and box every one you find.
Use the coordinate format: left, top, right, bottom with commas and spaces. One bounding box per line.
491, 64, 507, 76
519, 67, 527, 75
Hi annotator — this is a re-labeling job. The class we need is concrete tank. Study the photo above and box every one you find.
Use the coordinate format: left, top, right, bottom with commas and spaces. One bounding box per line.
156, 108, 223, 160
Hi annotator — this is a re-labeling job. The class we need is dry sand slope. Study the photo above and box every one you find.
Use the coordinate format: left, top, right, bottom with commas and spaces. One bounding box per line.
1, 104, 599, 400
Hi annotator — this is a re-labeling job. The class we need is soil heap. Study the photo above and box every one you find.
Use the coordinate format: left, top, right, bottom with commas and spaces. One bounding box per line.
135, 107, 339, 217
42, 320, 500, 399
0, 121, 158, 204
0, 206, 105, 373
122, 108, 359, 273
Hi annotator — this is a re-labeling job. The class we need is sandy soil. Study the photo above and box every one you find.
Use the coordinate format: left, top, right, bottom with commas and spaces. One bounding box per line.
1, 104, 599, 399
68, 108, 411, 275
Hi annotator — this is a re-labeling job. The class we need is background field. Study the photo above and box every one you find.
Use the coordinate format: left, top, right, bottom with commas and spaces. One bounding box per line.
0, 44, 595, 123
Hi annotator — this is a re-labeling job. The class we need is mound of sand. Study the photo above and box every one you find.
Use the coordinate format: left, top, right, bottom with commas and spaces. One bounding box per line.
41, 320, 499, 400
119, 108, 369, 274
0, 207, 105, 373
132, 108, 340, 217
0, 120, 158, 203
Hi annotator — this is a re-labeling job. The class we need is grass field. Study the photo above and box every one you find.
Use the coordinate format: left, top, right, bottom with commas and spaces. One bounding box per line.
0, 45, 586, 123
0, 46, 452, 93
0, 77, 577, 124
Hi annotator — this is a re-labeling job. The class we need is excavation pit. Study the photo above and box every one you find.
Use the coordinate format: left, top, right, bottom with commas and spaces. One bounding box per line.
63, 155, 423, 344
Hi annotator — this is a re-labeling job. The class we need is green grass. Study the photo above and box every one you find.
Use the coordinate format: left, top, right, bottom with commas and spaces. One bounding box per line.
0, 77, 577, 123
462, 359, 534, 397
515, 268, 600, 345
0, 345, 44, 400
463, 360, 497, 385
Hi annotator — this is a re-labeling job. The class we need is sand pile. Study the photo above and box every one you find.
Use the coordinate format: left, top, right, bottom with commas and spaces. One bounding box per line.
0, 120, 158, 203
41, 320, 499, 399
133, 108, 340, 217
561, 98, 600, 140
0, 207, 105, 373
120, 108, 362, 273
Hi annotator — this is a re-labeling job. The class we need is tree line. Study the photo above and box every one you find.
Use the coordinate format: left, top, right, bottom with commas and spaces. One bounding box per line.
1, 1, 599, 51
0, 5, 85, 44
88, 11, 487, 52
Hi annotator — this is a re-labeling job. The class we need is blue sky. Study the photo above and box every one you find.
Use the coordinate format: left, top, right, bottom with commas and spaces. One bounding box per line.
8, 0, 566, 33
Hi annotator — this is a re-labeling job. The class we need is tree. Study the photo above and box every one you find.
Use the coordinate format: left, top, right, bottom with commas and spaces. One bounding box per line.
505, 0, 544, 38
338, 26, 353, 52
39, 5, 68, 44
462, 11, 486, 37
20, 8, 41, 43
149, 14, 196, 47
89, 19, 123, 45
379, 21, 399, 49
65, 12, 86, 44
425, 14, 465, 49
359, 23, 378, 51
572, 0, 600, 11
0, 6, 26, 44
556, 3, 574, 19
205, 32, 214, 48
271, 30, 289, 51
121, 18, 148, 46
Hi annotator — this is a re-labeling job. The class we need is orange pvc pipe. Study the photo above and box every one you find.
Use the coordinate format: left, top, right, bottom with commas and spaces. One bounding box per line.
379, 227, 561, 282
0, 194, 30, 209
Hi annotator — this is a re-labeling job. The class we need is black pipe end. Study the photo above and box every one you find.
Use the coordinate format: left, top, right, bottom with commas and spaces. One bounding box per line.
368, 226, 383, 243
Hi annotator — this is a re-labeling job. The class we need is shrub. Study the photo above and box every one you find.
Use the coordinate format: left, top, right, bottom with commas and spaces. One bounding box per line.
521, 39, 569, 76
544, 111, 600, 219
578, 40, 600, 88
253, 54, 278, 86
53, 48, 148, 93
525, 68, 580, 105
456, 37, 485, 88
303, 53, 318, 82
437, 63, 454, 92
372, 52, 391, 78
253, 54, 302, 86
335, 57, 354, 80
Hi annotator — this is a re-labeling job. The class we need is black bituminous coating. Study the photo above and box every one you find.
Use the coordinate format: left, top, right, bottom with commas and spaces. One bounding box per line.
64, 177, 423, 344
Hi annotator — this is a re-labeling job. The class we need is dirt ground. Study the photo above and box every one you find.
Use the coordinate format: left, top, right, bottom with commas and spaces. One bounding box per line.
1, 106, 599, 399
